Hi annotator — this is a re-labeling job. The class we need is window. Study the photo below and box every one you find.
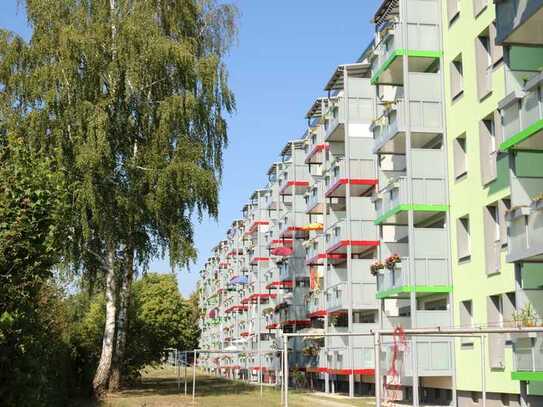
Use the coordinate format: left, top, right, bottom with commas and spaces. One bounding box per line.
483, 203, 500, 275
487, 295, 506, 369
450, 54, 464, 101
447, 0, 460, 24
460, 300, 474, 346
489, 23, 504, 67
473, 0, 487, 17
456, 215, 471, 261
475, 29, 492, 100
353, 311, 376, 324
479, 111, 502, 185
499, 199, 510, 248
453, 133, 467, 180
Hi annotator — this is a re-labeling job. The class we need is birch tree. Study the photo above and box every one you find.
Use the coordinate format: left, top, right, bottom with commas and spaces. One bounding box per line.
0, 0, 237, 397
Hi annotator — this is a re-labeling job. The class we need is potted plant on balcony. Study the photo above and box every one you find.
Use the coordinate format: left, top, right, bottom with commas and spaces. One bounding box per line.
513, 304, 538, 327
512, 304, 540, 338
385, 254, 401, 270
370, 261, 385, 276
302, 343, 320, 357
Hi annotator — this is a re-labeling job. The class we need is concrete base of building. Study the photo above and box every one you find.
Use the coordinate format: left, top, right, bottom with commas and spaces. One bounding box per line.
457, 390, 543, 407
381, 385, 452, 406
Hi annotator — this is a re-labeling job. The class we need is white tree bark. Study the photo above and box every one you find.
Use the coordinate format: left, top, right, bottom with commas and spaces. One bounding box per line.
109, 247, 134, 390
92, 244, 117, 397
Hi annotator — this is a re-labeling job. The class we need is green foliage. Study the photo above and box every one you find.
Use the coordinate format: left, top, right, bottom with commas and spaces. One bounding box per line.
0, 283, 74, 406
0, 0, 238, 270
124, 274, 197, 379
0, 0, 235, 401
0, 136, 72, 405
67, 274, 199, 385
0, 139, 67, 309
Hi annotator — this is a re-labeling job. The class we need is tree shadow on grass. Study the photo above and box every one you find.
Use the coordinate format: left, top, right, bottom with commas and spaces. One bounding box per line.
70, 371, 278, 405
190, 375, 260, 398
112, 373, 259, 399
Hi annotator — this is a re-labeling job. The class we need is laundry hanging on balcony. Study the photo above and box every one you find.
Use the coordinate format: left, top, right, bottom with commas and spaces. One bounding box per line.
229, 275, 248, 285
302, 222, 323, 231
271, 246, 293, 257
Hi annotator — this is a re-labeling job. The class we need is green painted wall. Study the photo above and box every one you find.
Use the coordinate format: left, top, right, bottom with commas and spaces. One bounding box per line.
441, 0, 519, 396
515, 151, 543, 177
509, 46, 543, 71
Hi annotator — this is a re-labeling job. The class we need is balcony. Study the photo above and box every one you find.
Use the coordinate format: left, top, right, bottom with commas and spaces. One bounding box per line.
249, 251, 270, 266
245, 216, 270, 237
325, 219, 379, 255
264, 181, 284, 212
278, 164, 311, 195
326, 280, 377, 313
326, 328, 375, 374
324, 96, 375, 142
277, 304, 311, 327
371, 15, 441, 85
305, 181, 325, 214
512, 335, 543, 381
376, 234, 451, 299
384, 310, 451, 330
305, 237, 325, 266
371, 75, 443, 154
327, 326, 348, 349
278, 211, 308, 239
507, 200, 543, 262
499, 71, 543, 152
247, 316, 268, 335
380, 337, 452, 377
374, 164, 448, 225
305, 348, 328, 373
304, 125, 328, 164
325, 156, 377, 198
307, 291, 326, 318
249, 338, 275, 354
264, 265, 290, 290
495, 0, 543, 45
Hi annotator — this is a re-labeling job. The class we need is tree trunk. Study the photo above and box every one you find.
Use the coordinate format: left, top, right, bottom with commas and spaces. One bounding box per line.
109, 246, 134, 391
92, 244, 117, 397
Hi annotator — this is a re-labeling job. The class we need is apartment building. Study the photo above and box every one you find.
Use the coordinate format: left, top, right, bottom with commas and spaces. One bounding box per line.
197, 0, 543, 405
370, 0, 454, 405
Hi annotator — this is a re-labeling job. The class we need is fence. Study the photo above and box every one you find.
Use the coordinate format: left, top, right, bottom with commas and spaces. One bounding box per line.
180, 326, 543, 406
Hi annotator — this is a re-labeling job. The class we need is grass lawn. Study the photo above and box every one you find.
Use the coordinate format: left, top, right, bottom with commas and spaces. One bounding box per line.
77, 366, 376, 407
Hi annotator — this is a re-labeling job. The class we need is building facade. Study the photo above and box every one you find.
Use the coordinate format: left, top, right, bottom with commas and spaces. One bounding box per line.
197, 0, 543, 405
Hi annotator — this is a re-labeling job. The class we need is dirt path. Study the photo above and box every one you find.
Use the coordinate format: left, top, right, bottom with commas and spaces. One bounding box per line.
303, 393, 376, 407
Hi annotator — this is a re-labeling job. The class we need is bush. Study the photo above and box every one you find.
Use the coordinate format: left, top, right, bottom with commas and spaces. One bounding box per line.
0, 284, 73, 406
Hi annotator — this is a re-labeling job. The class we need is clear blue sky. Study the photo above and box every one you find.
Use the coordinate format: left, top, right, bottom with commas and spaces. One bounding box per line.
1, 1, 380, 297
